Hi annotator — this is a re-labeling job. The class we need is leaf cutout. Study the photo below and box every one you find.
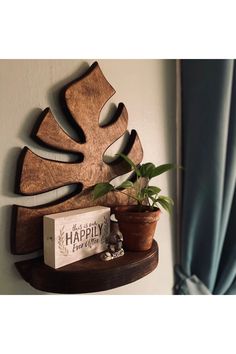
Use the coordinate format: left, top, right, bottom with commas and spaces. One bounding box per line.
32, 108, 83, 154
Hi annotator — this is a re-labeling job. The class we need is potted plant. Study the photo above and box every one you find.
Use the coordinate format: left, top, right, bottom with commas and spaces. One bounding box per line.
92, 153, 174, 251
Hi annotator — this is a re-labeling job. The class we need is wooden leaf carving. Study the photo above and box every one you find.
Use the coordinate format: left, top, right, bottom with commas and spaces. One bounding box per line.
12, 62, 143, 254
18, 112, 141, 195
33, 108, 82, 154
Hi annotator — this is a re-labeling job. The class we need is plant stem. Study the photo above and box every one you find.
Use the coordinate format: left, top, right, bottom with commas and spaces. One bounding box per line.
116, 190, 140, 203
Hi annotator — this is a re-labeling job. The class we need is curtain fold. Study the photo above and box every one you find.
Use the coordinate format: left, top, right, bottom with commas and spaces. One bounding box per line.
176, 60, 236, 295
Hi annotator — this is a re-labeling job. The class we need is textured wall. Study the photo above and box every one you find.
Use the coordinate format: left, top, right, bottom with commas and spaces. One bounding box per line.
0, 59, 176, 294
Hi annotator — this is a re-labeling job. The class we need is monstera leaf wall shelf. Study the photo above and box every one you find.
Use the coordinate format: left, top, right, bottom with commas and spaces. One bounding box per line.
12, 62, 159, 294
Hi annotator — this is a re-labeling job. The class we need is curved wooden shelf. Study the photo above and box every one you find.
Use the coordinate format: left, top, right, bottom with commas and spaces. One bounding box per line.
15, 241, 158, 294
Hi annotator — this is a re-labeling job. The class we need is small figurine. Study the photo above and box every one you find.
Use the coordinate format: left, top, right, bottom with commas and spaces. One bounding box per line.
100, 215, 124, 261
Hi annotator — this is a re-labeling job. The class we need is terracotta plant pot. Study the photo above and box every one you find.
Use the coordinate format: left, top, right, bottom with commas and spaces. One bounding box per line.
114, 205, 161, 251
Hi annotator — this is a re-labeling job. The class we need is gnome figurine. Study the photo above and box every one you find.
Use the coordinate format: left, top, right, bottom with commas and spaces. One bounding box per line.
100, 215, 124, 261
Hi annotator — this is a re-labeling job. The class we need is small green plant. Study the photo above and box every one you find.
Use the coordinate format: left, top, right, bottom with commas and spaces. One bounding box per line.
92, 153, 174, 212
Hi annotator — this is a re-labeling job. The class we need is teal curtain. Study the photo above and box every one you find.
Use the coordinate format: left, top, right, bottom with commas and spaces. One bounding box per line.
175, 60, 236, 295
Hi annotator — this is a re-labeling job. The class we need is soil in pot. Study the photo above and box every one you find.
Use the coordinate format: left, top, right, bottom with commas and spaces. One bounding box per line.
114, 205, 161, 251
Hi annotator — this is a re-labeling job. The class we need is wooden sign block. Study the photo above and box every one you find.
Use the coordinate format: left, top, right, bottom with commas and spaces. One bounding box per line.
43, 206, 110, 269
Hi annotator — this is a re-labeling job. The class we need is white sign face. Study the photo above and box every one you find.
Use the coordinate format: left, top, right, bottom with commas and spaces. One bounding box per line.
43, 206, 110, 269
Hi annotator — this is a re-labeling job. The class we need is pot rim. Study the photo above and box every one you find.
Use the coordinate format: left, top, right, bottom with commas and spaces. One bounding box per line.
113, 205, 161, 216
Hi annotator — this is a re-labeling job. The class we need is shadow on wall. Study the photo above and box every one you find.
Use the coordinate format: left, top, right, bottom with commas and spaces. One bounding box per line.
161, 60, 177, 266
0, 109, 42, 257
1, 147, 21, 256
18, 108, 43, 150
1, 147, 22, 199
0, 146, 43, 294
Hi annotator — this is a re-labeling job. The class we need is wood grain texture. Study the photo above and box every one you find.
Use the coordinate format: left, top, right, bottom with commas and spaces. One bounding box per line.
64, 62, 116, 140
33, 103, 129, 155
18, 129, 142, 195
15, 240, 158, 294
33, 108, 82, 154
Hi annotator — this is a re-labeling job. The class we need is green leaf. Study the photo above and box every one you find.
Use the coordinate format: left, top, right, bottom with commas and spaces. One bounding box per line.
156, 195, 174, 213
158, 195, 174, 205
156, 199, 171, 213
139, 163, 156, 178
150, 163, 175, 178
149, 195, 157, 202
146, 186, 161, 196
116, 180, 134, 190
92, 183, 114, 199
116, 153, 141, 177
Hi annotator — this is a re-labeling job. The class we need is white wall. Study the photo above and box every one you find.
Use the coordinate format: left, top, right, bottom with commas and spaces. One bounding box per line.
0, 60, 176, 295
